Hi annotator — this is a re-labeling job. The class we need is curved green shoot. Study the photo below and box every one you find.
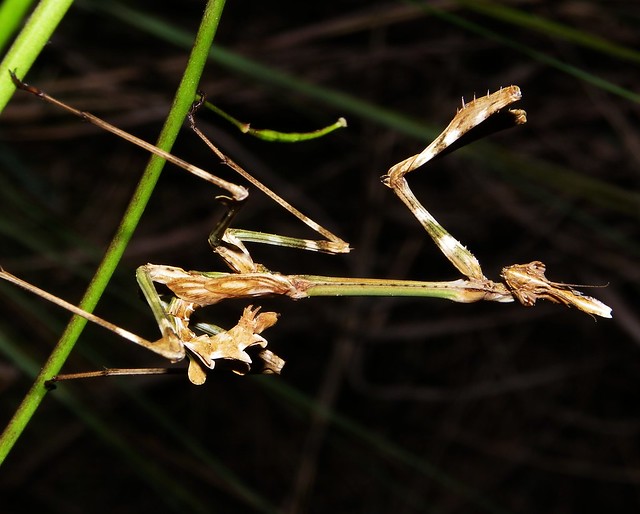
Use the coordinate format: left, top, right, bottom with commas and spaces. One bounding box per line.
201, 98, 347, 142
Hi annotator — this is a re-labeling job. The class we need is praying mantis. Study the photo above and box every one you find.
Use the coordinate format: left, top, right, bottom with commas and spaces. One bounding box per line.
0, 72, 612, 385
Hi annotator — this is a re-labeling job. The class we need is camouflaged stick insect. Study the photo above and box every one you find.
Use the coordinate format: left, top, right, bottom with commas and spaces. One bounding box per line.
1, 75, 611, 386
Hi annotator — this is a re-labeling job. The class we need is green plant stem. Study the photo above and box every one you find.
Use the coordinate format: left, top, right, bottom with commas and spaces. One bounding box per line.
0, 0, 227, 466
0, 0, 36, 54
202, 99, 347, 142
0, 0, 73, 113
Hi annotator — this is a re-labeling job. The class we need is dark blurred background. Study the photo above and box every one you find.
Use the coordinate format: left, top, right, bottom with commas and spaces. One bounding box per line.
0, 1, 639, 512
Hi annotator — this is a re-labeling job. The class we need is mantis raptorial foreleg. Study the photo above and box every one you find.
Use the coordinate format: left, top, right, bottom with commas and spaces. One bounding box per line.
381, 86, 610, 319
383, 86, 527, 280
1, 74, 612, 386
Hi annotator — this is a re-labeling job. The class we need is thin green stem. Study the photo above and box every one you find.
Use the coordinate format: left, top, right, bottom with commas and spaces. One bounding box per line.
0, 0, 73, 113
0, 0, 228, 466
202, 99, 347, 142
0, 0, 36, 54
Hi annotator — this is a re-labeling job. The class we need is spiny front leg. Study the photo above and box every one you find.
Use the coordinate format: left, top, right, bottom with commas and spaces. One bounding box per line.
382, 87, 526, 281
384, 86, 525, 184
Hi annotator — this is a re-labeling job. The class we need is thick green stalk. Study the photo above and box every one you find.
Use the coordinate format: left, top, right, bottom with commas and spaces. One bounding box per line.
0, 0, 37, 54
0, 0, 227, 465
0, 0, 73, 112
